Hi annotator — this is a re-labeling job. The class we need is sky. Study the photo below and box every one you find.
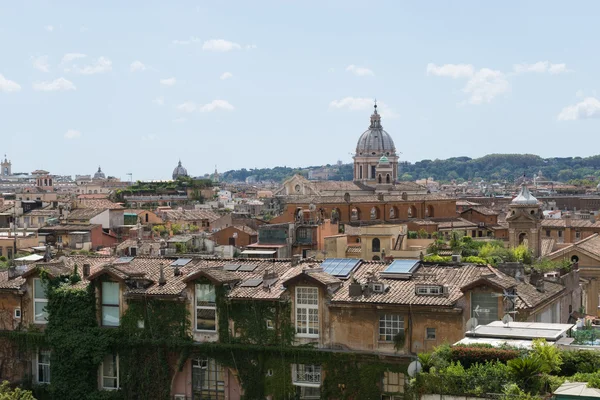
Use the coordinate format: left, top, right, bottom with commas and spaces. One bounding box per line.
1, 1, 600, 180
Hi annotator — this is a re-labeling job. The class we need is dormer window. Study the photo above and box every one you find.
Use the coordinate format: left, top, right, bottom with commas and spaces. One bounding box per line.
372, 283, 385, 293
101, 282, 120, 327
195, 283, 217, 332
416, 285, 443, 295
33, 278, 49, 324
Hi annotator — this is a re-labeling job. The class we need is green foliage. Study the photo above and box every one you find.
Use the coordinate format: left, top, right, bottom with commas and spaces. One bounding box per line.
531, 339, 562, 373
572, 328, 599, 345
571, 371, 600, 388
463, 256, 488, 265
407, 231, 418, 239
188, 224, 200, 233
511, 245, 533, 265
532, 258, 571, 273
560, 350, 600, 375
417, 229, 429, 239
450, 346, 519, 367
174, 243, 187, 253
171, 223, 182, 235
507, 356, 544, 393
0, 381, 36, 400
423, 255, 451, 263
502, 383, 543, 400
393, 331, 406, 351
152, 225, 168, 237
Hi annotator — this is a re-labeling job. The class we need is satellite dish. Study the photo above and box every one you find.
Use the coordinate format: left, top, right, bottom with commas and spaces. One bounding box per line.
502, 314, 513, 325
407, 360, 422, 378
308, 203, 316, 211
466, 317, 478, 331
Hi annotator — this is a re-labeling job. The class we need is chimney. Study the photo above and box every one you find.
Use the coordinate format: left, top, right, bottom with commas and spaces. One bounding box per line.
529, 269, 543, 288
159, 264, 166, 285
7, 266, 17, 280
291, 254, 302, 267
83, 263, 90, 278
173, 266, 181, 276
349, 281, 363, 297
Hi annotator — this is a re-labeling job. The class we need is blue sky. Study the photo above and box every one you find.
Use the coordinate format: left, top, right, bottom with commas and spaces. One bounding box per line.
1, 1, 600, 180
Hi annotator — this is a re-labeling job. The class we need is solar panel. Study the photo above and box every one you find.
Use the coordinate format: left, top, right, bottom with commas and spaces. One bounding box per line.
239, 278, 263, 287
223, 264, 240, 271
170, 258, 192, 267
321, 258, 360, 278
115, 256, 134, 264
384, 259, 419, 274
238, 264, 258, 272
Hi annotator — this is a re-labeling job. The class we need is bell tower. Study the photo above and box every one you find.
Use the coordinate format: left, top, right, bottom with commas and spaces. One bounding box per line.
506, 184, 543, 257
1, 155, 11, 176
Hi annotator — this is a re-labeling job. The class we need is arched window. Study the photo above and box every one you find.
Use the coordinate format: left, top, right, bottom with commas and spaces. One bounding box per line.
372, 255, 381, 261
426, 205, 434, 218
351, 207, 360, 221
378, 175, 382, 184
518, 232, 527, 245
571, 255, 579, 263
389, 207, 396, 219
372, 238, 380, 253
408, 206, 417, 218
359, 165, 363, 180
386, 174, 390, 184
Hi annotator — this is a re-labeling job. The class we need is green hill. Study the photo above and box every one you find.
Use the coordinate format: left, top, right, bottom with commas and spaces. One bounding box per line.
221, 154, 600, 184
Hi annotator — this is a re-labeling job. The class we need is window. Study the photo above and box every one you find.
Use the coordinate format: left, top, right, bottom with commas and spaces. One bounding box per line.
192, 358, 224, 399
372, 238, 381, 253
102, 281, 120, 327
38, 217, 45, 225
7, 248, 12, 260
298, 228, 309, 239
301, 386, 321, 399
33, 278, 48, 324
57, 235, 62, 243
558, 230, 563, 238
196, 283, 217, 331
416, 285, 441, 295
426, 328, 436, 340
546, 230, 551, 237
471, 292, 499, 325
23, 216, 30, 226
296, 287, 319, 337
37, 350, 51, 384
382, 371, 404, 396
371, 165, 376, 178
14, 308, 21, 319
266, 319, 275, 330
101, 354, 119, 390
293, 364, 321, 386
576, 231, 581, 240
379, 315, 404, 342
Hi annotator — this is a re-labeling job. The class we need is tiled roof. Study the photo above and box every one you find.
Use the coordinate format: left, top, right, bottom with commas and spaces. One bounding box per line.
161, 209, 220, 223
284, 193, 453, 205
66, 208, 106, 220
462, 206, 499, 216
541, 219, 600, 229
39, 224, 101, 232
547, 234, 600, 260
346, 246, 361, 254
437, 218, 478, 229
541, 237, 556, 257
76, 199, 124, 209
233, 225, 258, 236
0, 271, 24, 290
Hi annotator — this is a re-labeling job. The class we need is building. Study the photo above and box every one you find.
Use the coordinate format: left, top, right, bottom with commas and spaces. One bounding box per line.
172, 160, 189, 180
211, 225, 258, 248
1, 156, 11, 176
0, 255, 582, 398
506, 184, 543, 257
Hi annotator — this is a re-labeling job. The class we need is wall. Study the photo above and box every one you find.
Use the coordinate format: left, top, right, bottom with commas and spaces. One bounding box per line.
212, 226, 257, 248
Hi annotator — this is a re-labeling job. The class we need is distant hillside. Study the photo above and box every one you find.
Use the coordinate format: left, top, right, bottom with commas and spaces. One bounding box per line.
221, 154, 600, 184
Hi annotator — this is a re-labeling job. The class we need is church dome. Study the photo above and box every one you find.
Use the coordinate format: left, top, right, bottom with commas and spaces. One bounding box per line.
512, 184, 538, 205
172, 160, 188, 180
93, 166, 106, 180
355, 104, 396, 156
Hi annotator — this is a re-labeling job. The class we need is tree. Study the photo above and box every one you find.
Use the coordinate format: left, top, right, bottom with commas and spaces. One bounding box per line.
171, 223, 182, 235
0, 382, 35, 400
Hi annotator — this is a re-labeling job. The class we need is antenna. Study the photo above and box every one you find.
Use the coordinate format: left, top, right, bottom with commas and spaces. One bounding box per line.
466, 317, 478, 331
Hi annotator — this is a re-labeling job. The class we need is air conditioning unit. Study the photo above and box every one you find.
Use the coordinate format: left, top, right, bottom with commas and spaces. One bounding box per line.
173, 395, 186, 400
451, 254, 461, 263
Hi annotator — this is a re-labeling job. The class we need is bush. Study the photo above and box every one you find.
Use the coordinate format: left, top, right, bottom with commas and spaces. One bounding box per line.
463, 256, 488, 265
423, 255, 452, 263
450, 346, 519, 367
571, 371, 600, 389
531, 339, 562, 373
507, 357, 545, 393
560, 350, 600, 375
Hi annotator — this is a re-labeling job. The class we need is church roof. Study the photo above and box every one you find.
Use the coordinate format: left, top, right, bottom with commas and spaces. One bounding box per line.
93, 166, 106, 180
511, 184, 538, 205
172, 160, 188, 180
355, 103, 396, 156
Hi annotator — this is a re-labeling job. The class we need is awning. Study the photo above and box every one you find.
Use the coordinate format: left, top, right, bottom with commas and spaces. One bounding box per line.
241, 250, 276, 255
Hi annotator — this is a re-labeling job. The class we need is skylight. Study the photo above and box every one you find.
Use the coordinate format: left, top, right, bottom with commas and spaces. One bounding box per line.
321, 258, 361, 278
381, 259, 419, 279
170, 258, 192, 267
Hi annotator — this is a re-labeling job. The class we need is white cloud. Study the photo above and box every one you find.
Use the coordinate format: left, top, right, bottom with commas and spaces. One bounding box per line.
45, 25, 54, 32
576, 89, 585, 98
346, 65, 374, 77
328, 68, 335, 73
177, 101, 197, 113
245, 44, 257, 50
173, 117, 186, 124
160, 77, 176, 86
64, 129, 81, 139
61, 53, 86, 64
329, 97, 373, 111
202, 39, 242, 52
153, 96, 165, 106
33, 77, 76, 92
463, 68, 509, 105
426, 63, 474, 79
172, 37, 201, 45
220, 72, 233, 80
142, 134, 158, 141
199, 100, 234, 112
32, 56, 50, 73
0, 74, 21, 93
557, 97, 600, 121
74, 56, 112, 75
329, 97, 397, 118
130, 61, 146, 72
513, 61, 570, 75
